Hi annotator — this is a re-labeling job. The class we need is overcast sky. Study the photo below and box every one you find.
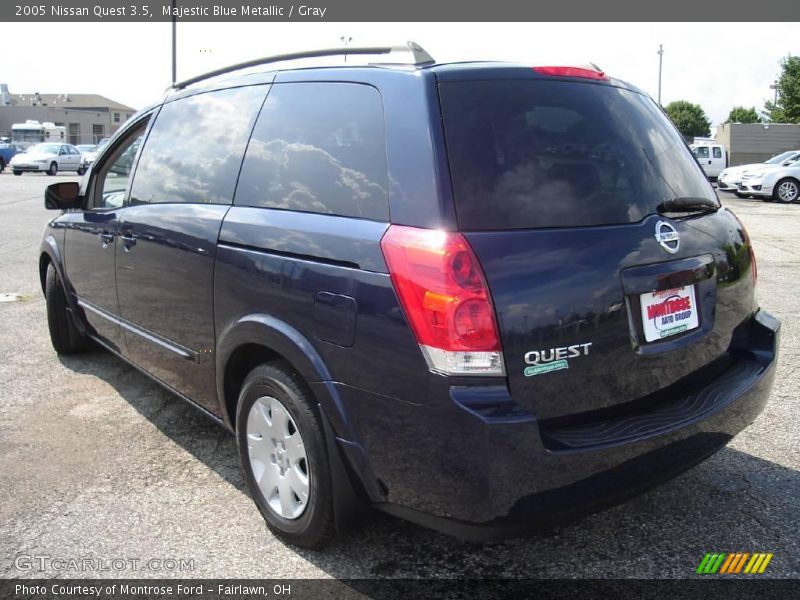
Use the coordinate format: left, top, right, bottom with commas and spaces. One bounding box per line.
3, 22, 796, 128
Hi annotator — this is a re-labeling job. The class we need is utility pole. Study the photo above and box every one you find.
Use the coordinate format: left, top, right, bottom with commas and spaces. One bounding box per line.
340, 36, 352, 63
657, 44, 664, 105
171, 0, 177, 84
770, 80, 779, 105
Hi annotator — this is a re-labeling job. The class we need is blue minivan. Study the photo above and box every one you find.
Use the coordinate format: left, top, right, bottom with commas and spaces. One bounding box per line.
40, 44, 779, 548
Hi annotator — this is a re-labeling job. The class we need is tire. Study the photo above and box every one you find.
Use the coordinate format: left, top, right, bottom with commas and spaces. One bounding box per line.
45, 263, 89, 354
13, 170, 21, 176
734, 191, 751, 199
773, 178, 800, 203
77, 166, 86, 176
47, 162, 58, 176
236, 362, 336, 548
0, 158, 5, 173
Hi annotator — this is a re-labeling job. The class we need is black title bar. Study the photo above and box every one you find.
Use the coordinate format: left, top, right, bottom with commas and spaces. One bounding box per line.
3, 0, 800, 22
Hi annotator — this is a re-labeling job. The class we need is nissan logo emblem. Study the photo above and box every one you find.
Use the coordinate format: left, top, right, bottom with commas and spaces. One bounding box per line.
655, 220, 680, 254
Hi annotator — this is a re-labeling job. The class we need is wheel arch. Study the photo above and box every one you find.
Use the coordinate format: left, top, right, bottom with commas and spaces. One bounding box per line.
40, 237, 90, 337
217, 314, 343, 434
217, 314, 372, 523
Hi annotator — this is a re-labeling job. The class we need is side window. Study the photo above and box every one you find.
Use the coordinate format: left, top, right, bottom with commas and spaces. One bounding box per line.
234, 82, 389, 221
129, 86, 266, 206
59, 145, 68, 155
695, 147, 709, 159
712, 147, 722, 159
92, 122, 148, 210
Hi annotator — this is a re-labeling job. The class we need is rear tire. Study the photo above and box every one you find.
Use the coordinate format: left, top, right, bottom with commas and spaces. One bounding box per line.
236, 362, 336, 548
77, 166, 86, 176
45, 263, 89, 354
773, 178, 800, 203
48, 162, 58, 176
0, 158, 5, 173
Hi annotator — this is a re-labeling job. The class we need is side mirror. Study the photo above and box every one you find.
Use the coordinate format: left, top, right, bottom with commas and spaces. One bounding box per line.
45, 182, 81, 210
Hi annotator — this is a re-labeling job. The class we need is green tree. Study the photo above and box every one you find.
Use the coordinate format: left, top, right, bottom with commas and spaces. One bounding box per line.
764, 55, 800, 123
726, 106, 761, 124
664, 100, 711, 138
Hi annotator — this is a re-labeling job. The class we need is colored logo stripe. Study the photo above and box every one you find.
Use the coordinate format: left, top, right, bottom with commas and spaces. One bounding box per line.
744, 553, 773, 574
697, 553, 773, 575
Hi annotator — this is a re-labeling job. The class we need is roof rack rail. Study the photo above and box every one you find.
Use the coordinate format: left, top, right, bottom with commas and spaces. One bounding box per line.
171, 41, 435, 90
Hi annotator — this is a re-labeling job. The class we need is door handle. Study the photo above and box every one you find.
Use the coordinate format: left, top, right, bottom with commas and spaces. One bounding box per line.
120, 233, 137, 250
99, 232, 114, 248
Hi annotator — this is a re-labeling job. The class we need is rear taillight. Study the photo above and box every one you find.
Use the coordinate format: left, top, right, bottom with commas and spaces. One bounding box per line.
533, 66, 608, 80
733, 213, 758, 287
380, 225, 504, 376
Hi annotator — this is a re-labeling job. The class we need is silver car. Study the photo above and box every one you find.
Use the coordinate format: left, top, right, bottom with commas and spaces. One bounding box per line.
737, 163, 800, 203
10, 143, 87, 176
717, 150, 800, 195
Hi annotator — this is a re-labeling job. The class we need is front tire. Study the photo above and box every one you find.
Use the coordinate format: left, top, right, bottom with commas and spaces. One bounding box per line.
13, 170, 21, 176
236, 363, 336, 548
773, 178, 800, 203
77, 166, 87, 176
734, 191, 751, 199
0, 158, 5, 173
47, 162, 58, 176
45, 263, 89, 354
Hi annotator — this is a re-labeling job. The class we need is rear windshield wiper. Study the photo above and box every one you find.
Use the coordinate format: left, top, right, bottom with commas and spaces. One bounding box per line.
656, 197, 719, 215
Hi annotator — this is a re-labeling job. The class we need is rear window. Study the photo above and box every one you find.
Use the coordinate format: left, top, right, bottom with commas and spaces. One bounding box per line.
439, 80, 716, 230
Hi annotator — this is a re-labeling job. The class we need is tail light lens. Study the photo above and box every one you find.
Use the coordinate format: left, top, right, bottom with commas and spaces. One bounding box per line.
380, 225, 504, 376
733, 213, 757, 287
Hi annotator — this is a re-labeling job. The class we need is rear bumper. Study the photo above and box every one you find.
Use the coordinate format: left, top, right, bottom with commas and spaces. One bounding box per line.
339, 310, 779, 541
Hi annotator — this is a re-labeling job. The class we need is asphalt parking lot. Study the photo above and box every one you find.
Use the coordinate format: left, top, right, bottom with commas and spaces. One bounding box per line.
0, 172, 798, 580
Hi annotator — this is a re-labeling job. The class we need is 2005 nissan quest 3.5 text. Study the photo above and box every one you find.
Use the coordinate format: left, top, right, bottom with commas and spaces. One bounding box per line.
39, 43, 779, 548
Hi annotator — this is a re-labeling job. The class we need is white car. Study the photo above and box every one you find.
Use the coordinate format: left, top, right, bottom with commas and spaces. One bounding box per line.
10, 143, 87, 176
737, 163, 800, 203
717, 150, 800, 195
80, 138, 110, 167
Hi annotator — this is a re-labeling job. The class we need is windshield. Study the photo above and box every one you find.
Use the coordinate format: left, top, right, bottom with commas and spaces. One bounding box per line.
12, 129, 43, 143
76, 145, 95, 152
765, 151, 797, 165
440, 80, 716, 230
29, 143, 60, 154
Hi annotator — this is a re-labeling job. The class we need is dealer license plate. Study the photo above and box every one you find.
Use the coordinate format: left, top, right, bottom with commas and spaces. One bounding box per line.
639, 285, 700, 342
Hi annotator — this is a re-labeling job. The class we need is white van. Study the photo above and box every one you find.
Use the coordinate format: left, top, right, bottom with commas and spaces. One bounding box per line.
690, 143, 728, 179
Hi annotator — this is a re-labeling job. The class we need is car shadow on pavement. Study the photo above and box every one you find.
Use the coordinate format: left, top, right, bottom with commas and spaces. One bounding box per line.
59, 348, 799, 579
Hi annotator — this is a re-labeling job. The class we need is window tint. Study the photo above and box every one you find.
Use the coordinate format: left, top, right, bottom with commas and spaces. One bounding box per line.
439, 80, 715, 230
235, 83, 388, 221
695, 146, 709, 158
713, 146, 722, 159
93, 121, 148, 210
130, 86, 266, 206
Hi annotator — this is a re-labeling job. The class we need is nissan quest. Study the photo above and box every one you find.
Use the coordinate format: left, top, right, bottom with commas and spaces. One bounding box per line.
38, 43, 780, 548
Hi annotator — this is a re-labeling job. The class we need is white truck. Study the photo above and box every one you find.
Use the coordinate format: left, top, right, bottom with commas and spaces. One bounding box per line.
11, 120, 67, 148
690, 142, 728, 179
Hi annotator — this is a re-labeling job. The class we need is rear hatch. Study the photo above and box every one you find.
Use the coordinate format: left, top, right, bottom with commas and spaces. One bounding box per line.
438, 70, 757, 421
